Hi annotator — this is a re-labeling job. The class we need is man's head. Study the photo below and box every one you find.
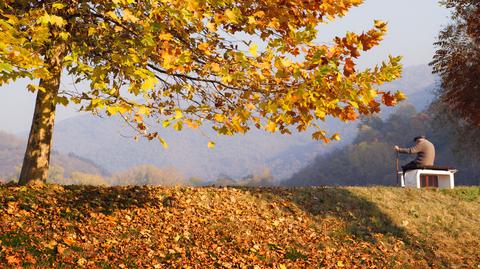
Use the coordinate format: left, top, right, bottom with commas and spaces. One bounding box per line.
414, 135, 426, 142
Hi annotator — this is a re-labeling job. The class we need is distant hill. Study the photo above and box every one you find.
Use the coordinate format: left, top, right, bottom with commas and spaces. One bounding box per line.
51, 115, 353, 181
16, 65, 437, 181
0, 131, 107, 181
378, 64, 437, 116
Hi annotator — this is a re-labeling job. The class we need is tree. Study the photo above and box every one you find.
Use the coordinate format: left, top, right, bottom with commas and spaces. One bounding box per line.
431, 0, 480, 125
428, 100, 480, 164
0, 0, 403, 185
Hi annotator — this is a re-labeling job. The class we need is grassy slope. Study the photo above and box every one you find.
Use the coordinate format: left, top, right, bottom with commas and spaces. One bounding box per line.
0, 184, 479, 268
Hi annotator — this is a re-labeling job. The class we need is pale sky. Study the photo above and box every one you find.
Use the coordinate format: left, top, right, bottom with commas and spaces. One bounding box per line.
0, 0, 450, 134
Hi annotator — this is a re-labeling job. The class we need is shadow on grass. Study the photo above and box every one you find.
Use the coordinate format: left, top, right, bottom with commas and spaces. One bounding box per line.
62, 185, 179, 216
244, 187, 443, 267
4, 184, 170, 217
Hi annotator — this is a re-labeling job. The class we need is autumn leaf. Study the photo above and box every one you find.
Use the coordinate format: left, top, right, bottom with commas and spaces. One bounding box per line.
208, 141, 216, 149
266, 121, 277, 132
382, 92, 397, 106
331, 133, 341, 141
6, 255, 21, 265
158, 137, 168, 149
395, 91, 406, 101
249, 43, 259, 57
344, 58, 355, 76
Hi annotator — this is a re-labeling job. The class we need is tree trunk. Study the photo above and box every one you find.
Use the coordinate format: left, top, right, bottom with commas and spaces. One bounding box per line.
19, 47, 65, 186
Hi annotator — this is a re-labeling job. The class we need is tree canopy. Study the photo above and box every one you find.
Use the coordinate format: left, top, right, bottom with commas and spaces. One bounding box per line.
0, 0, 403, 184
431, 0, 480, 125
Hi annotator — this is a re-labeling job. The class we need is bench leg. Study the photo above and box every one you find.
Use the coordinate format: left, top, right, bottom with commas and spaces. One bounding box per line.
398, 172, 405, 187
449, 174, 455, 189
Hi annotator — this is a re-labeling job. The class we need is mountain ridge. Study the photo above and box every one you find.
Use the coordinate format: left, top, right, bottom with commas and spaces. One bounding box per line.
0, 131, 107, 181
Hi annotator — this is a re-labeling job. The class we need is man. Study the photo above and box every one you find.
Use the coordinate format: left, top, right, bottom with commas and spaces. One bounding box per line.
394, 136, 435, 173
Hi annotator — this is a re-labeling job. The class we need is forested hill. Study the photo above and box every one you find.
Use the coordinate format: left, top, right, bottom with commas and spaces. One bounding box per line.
284, 104, 480, 187
0, 131, 107, 181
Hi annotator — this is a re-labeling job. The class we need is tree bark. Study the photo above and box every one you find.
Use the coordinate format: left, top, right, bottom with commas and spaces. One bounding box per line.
19, 47, 65, 186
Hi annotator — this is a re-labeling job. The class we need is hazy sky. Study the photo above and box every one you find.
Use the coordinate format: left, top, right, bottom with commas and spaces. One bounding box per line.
0, 0, 450, 134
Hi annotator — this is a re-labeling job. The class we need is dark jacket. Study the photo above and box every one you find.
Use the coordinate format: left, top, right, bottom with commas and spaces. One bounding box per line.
398, 138, 435, 166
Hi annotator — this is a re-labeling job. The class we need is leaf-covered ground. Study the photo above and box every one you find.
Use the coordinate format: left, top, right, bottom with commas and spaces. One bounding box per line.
0, 184, 479, 268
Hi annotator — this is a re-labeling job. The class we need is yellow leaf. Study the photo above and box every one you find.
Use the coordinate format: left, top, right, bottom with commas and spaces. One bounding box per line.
174, 234, 181, 242
249, 43, 259, 57
211, 63, 221, 73
315, 109, 326, 120
184, 119, 199, 129
141, 76, 158, 91
32, 68, 51, 80
138, 106, 150, 116
46, 240, 58, 249
107, 11, 119, 21
106, 106, 120, 115
123, 9, 139, 23
173, 121, 183, 131
245, 103, 256, 110
106, 105, 128, 115
38, 13, 66, 27
221, 74, 233, 83
206, 22, 217, 32
77, 258, 87, 266
225, 8, 240, 23
88, 27, 97, 36
265, 121, 276, 132
174, 110, 183, 119
162, 120, 171, 128
63, 237, 75, 246
395, 91, 406, 101
159, 33, 173, 41
198, 42, 209, 51
331, 133, 341, 141
52, 3, 66, 9
214, 114, 225, 122
27, 84, 45, 93
208, 141, 216, 149
374, 20, 388, 30
50, 15, 66, 27
158, 137, 169, 149
59, 32, 69, 40
55, 96, 69, 107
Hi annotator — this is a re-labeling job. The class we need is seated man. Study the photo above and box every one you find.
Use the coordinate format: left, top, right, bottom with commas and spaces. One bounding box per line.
394, 136, 435, 173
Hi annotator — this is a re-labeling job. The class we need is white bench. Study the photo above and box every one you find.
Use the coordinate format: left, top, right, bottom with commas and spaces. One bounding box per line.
399, 167, 457, 189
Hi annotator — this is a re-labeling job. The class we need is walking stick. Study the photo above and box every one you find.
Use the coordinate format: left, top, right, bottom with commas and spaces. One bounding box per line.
396, 151, 400, 187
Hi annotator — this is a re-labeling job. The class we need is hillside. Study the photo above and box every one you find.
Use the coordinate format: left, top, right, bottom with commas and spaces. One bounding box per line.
0, 131, 107, 181
285, 103, 480, 187
43, 65, 436, 181
1, 184, 478, 268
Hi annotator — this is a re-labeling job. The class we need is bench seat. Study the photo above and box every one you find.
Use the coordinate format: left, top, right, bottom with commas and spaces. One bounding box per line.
400, 167, 457, 189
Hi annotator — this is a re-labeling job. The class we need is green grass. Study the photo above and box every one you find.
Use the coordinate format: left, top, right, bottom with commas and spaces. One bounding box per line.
441, 186, 480, 201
